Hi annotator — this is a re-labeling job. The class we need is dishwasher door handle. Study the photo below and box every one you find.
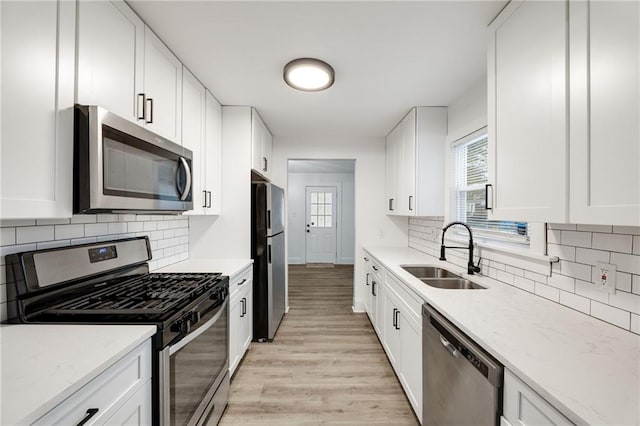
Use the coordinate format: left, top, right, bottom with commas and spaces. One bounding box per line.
440, 335, 460, 358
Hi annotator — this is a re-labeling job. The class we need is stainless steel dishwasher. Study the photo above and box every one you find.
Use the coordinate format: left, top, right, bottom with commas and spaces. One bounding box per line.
422, 304, 503, 426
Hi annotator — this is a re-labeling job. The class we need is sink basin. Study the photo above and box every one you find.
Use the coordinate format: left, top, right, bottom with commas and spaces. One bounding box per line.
401, 266, 461, 279
421, 278, 486, 290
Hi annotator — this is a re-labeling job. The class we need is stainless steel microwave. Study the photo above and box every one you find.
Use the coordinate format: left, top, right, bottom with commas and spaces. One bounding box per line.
74, 105, 193, 214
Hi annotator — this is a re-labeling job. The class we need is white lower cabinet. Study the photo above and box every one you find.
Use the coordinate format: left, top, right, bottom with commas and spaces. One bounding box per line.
503, 369, 572, 426
229, 265, 253, 377
34, 340, 152, 425
382, 288, 402, 371
398, 309, 422, 420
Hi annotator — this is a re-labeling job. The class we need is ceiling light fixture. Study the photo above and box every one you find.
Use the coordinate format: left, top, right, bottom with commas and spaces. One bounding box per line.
283, 58, 335, 92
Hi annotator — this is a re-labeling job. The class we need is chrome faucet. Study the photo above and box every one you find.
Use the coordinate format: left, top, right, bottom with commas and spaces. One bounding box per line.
440, 221, 482, 275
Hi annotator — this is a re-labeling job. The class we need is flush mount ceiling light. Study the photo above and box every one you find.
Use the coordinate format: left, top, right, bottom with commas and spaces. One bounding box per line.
283, 58, 335, 92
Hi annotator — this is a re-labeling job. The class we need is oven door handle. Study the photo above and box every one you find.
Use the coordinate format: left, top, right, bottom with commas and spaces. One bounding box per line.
169, 301, 226, 355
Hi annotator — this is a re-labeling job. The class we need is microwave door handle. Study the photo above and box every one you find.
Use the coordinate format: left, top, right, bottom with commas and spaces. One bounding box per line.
177, 157, 192, 201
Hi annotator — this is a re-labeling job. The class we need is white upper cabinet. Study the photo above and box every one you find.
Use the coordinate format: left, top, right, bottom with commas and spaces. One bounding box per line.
1, 0, 75, 219
76, 0, 144, 123
143, 26, 182, 143
77, 0, 182, 143
251, 110, 273, 180
385, 107, 446, 216
569, 1, 640, 226
487, 0, 569, 223
205, 91, 223, 215
182, 67, 206, 214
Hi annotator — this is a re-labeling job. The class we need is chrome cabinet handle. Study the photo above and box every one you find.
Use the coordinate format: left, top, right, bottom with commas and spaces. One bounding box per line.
177, 157, 192, 201
137, 93, 145, 120
76, 408, 99, 426
365, 273, 370, 286
409, 195, 414, 211
202, 190, 207, 208
485, 184, 493, 210
440, 335, 460, 358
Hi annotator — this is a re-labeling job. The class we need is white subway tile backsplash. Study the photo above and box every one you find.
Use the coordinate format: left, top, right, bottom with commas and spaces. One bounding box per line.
37, 240, 71, 250
118, 214, 136, 222
608, 291, 640, 315
107, 222, 127, 234
592, 233, 633, 254
96, 214, 118, 223
55, 224, 84, 240
70, 215, 97, 224
71, 237, 97, 245
408, 218, 640, 333
128, 222, 144, 232
143, 222, 157, 232
561, 231, 591, 248
534, 283, 560, 302
36, 218, 70, 226
548, 273, 576, 292
547, 244, 576, 262
85, 223, 108, 237
591, 301, 630, 329
575, 248, 610, 266
559, 291, 590, 314
16, 226, 54, 244
0, 219, 36, 227
611, 252, 640, 275
616, 272, 632, 293
559, 261, 591, 282
1, 228, 16, 246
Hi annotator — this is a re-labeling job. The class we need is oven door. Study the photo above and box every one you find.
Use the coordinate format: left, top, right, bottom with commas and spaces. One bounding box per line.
160, 300, 229, 426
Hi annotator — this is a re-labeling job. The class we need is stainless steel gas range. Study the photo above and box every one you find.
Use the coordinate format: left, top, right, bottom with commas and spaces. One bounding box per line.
5, 237, 229, 426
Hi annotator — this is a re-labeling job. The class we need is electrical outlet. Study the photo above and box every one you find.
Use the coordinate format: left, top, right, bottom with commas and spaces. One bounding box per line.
595, 262, 617, 294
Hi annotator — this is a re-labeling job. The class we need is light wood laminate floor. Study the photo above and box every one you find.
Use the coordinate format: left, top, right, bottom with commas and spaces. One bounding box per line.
219, 264, 419, 425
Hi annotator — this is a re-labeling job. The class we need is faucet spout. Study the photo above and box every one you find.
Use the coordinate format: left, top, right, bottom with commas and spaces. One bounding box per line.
439, 221, 481, 275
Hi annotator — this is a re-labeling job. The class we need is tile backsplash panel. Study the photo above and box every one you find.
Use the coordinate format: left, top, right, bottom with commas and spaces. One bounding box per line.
0, 214, 189, 322
408, 217, 640, 335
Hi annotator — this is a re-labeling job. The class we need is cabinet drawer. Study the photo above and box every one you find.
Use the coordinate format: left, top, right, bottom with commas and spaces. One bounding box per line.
370, 258, 384, 281
230, 264, 252, 295
504, 369, 573, 426
34, 340, 152, 425
385, 272, 422, 320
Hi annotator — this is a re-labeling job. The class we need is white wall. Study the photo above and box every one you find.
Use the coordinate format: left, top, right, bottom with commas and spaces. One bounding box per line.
287, 171, 355, 265
271, 136, 408, 312
189, 107, 252, 259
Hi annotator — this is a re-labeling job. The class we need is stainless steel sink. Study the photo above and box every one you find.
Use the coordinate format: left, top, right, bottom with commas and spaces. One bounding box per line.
421, 278, 486, 290
401, 266, 461, 279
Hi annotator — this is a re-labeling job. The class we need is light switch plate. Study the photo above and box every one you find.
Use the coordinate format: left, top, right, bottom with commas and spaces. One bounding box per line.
595, 262, 617, 294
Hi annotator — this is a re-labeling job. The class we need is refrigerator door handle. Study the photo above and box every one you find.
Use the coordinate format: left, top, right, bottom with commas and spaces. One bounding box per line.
268, 244, 272, 264
267, 210, 271, 230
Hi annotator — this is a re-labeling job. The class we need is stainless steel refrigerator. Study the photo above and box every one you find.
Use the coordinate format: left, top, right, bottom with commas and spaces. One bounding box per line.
251, 182, 286, 341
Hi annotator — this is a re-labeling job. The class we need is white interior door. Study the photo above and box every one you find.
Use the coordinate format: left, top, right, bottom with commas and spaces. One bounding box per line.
305, 186, 337, 264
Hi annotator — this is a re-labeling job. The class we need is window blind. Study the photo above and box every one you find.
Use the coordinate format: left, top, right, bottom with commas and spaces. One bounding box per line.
452, 129, 528, 243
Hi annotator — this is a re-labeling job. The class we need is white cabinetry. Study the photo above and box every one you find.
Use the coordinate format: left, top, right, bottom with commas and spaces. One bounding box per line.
1, 0, 75, 219
569, 1, 640, 226
77, 0, 182, 143
385, 107, 447, 216
487, 0, 568, 223
33, 340, 152, 425
251, 110, 273, 180
382, 287, 402, 370
503, 369, 572, 426
204, 91, 223, 215
229, 265, 253, 377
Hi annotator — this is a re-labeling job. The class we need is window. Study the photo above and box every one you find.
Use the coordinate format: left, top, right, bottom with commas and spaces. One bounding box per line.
452, 128, 529, 244
310, 191, 332, 228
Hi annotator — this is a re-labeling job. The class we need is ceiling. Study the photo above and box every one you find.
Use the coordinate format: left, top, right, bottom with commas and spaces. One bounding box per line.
128, 1, 507, 141
288, 159, 355, 174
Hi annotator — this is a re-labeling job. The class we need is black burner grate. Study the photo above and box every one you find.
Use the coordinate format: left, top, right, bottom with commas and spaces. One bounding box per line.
45, 273, 222, 316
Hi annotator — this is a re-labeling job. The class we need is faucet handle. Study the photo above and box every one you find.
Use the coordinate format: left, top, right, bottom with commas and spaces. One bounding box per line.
472, 257, 482, 274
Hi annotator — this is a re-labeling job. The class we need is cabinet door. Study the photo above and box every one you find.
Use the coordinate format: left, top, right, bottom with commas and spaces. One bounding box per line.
569, 1, 640, 226
399, 311, 422, 420
363, 272, 371, 315
240, 284, 253, 354
229, 294, 242, 376
143, 26, 182, 143
373, 278, 384, 338
251, 110, 265, 174
101, 381, 152, 426
182, 68, 206, 215
400, 109, 417, 216
487, 0, 568, 223
263, 126, 273, 179
76, 0, 144, 122
205, 91, 222, 215
385, 126, 401, 214
1, 0, 75, 219
382, 290, 401, 372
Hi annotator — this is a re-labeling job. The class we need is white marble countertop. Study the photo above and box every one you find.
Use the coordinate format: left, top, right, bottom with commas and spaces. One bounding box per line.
364, 246, 640, 426
156, 258, 252, 279
0, 324, 156, 425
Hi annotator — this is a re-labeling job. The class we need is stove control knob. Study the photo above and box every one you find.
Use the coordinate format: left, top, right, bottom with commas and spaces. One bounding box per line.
190, 311, 201, 324
170, 319, 183, 333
